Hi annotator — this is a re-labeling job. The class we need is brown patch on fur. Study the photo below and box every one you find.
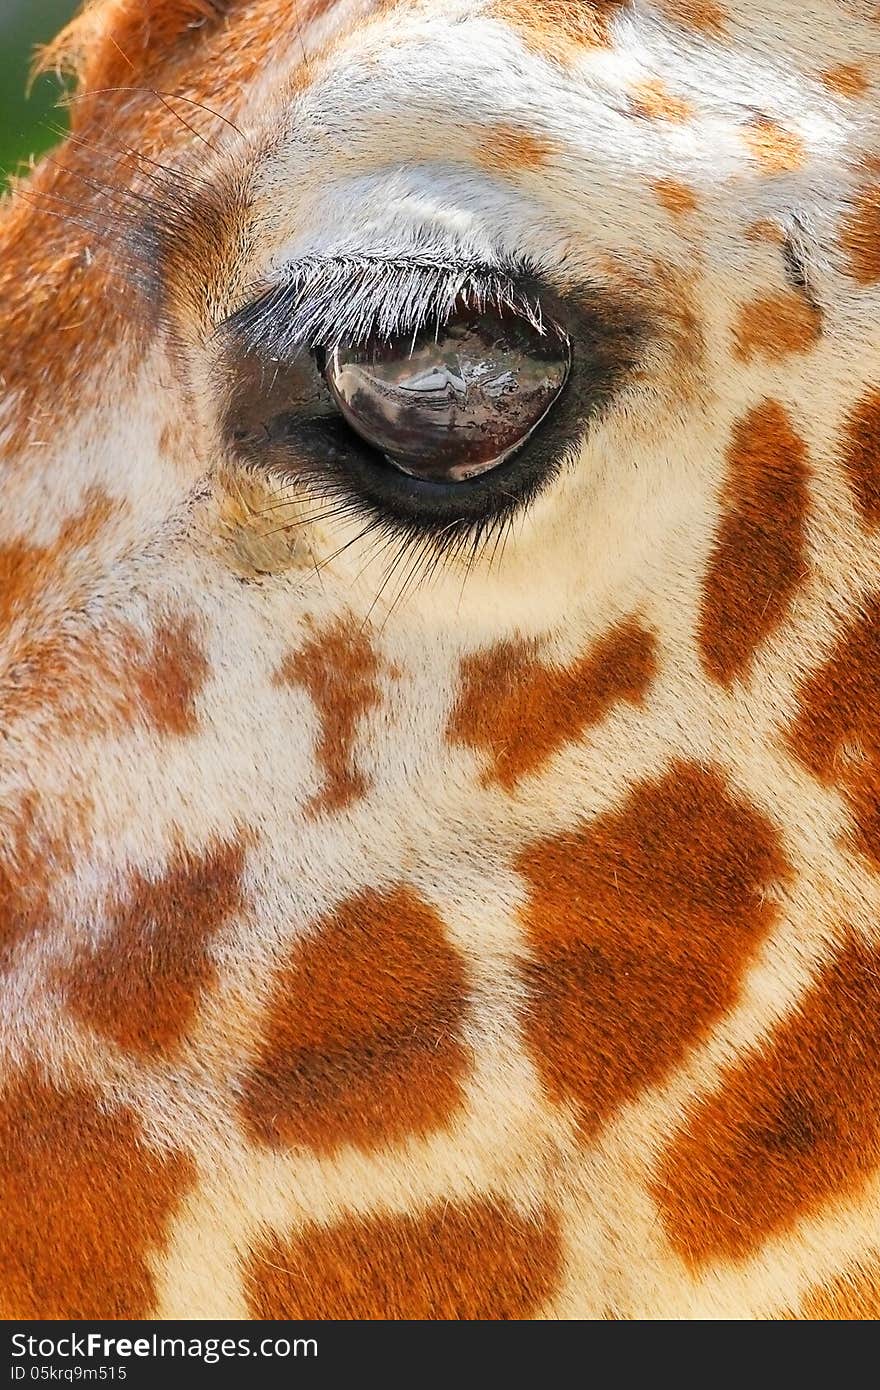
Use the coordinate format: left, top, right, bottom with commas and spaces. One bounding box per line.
698, 400, 810, 686
631, 79, 694, 123
745, 219, 787, 244
744, 117, 805, 174
62, 838, 247, 1057
476, 124, 559, 175
0, 1065, 193, 1318
656, 0, 727, 34
0, 495, 205, 742
840, 390, 880, 525
790, 1259, 880, 1319
656, 934, 880, 1264
732, 292, 822, 362
0, 166, 134, 450
0, 797, 68, 971
787, 596, 880, 870
275, 618, 385, 818
653, 263, 707, 396
0, 490, 117, 640
841, 185, 880, 284
494, 0, 628, 62
127, 616, 210, 735
1, 610, 210, 744
37, 0, 344, 104
36, 0, 234, 94
239, 886, 468, 1154
188, 0, 341, 103
653, 178, 699, 217
821, 63, 870, 98
448, 619, 656, 792
517, 762, 788, 1138
244, 1199, 561, 1318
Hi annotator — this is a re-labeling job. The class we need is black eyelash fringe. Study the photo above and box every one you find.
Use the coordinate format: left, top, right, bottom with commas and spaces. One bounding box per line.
246, 460, 526, 621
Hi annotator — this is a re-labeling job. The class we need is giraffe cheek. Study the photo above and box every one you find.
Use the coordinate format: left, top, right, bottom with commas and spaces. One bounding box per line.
516, 761, 790, 1138
238, 886, 470, 1156
0, 1068, 194, 1320
655, 933, 880, 1264
242, 1199, 562, 1319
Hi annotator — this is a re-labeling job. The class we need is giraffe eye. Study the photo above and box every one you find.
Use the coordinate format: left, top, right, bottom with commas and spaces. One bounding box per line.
323, 311, 571, 482
223, 267, 643, 546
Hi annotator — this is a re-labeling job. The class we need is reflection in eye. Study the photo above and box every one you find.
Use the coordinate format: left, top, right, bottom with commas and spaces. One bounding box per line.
324, 310, 571, 483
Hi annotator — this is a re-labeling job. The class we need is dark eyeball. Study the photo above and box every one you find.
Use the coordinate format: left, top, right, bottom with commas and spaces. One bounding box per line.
324, 310, 571, 482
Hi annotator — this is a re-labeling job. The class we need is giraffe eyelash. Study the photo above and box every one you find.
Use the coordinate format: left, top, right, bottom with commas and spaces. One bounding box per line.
224, 255, 545, 358
222, 264, 644, 605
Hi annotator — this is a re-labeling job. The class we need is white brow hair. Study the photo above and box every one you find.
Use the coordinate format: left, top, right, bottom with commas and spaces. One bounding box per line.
228, 254, 546, 357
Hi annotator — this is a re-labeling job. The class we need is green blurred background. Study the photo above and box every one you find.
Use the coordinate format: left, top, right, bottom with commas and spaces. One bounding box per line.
1, 0, 80, 177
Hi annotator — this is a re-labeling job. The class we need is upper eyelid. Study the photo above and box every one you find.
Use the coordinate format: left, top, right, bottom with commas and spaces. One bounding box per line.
220, 255, 545, 360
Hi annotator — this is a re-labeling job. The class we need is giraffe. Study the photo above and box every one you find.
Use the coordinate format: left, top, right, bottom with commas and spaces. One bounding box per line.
1, 0, 880, 1321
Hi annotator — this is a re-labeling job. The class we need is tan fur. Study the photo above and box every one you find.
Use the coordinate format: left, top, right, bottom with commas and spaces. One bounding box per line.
2, 0, 880, 1320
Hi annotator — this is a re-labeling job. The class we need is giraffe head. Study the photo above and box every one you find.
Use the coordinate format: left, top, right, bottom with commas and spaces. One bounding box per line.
1, 0, 880, 1320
